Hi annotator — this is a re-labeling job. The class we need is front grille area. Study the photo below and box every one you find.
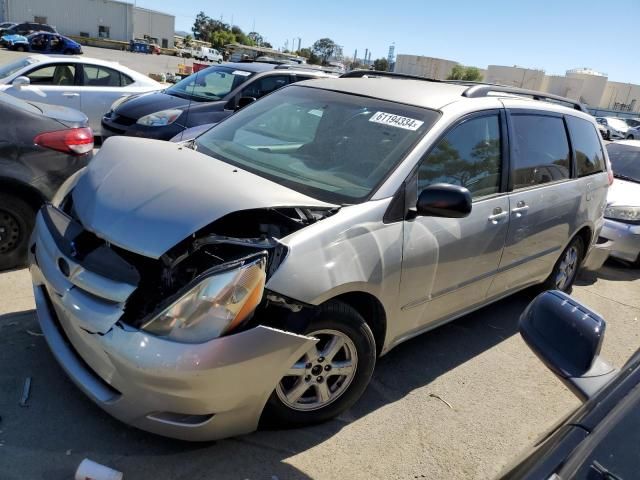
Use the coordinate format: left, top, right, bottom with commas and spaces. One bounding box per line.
110, 113, 137, 126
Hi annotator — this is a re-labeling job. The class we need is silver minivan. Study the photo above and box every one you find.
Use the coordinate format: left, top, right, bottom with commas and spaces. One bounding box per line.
29, 73, 611, 441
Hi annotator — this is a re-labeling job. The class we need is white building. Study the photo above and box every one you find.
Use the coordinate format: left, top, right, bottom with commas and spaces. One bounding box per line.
565, 68, 608, 107
0, 0, 175, 47
393, 54, 458, 80
485, 65, 545, 91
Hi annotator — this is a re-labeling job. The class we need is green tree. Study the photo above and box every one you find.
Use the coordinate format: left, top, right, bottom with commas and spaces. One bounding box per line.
262, 41, 273, 49
373, 58, 389, 72
192, 11, 211, 41
447, 65, 483, 81
247, 31, 263, 46
183, 34, 193, 47
312, 38, 337, 65
210, 29, 235, 49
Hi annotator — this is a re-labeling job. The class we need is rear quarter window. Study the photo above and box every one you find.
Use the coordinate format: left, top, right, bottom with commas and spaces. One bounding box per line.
510, 114, 571, 189
566, 116, 606, 177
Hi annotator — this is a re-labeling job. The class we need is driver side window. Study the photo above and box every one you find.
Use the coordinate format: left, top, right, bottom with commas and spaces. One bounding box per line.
26, 64, 76, 86
418, 114, 502, 199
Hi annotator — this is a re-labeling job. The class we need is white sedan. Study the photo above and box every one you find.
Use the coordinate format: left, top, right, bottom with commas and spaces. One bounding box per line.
0, 55, 162, 137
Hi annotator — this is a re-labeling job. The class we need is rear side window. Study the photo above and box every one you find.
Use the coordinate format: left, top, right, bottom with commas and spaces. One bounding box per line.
510, 114, 570, 189
418, 114, 502, 199
566, 116, 605, 177
82, 65, 124, 87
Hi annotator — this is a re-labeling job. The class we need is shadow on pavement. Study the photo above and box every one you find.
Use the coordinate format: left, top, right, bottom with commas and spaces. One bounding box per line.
576, 259, 640, 286
0, 290, 536, 480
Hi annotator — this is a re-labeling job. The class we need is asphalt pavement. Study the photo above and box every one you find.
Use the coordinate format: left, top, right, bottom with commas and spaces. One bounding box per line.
1, 263, 638, 479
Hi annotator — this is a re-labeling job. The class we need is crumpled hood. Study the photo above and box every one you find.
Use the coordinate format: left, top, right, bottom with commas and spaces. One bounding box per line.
608, 178, 640, 206
72, 137, 334, 258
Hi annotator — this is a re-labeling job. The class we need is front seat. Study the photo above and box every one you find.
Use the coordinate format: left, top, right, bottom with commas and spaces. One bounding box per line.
52, 66, 74, 86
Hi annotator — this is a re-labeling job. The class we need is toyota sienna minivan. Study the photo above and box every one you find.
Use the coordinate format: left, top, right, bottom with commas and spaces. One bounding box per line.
30, 71, 611, 441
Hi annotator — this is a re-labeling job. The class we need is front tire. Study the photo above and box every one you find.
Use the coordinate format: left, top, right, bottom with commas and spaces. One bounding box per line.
541, 236, 585, 292
0, 194, 36, 271
261, 301, 376, 428
627, 135, 635, 140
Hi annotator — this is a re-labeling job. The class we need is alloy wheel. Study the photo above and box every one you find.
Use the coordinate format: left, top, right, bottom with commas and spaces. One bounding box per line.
276, 329, 358, 412
555, 245, 579, 290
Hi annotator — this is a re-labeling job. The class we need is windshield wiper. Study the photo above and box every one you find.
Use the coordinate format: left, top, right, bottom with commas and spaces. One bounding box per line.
613, 174, 639, 183
591, 460, 624, 480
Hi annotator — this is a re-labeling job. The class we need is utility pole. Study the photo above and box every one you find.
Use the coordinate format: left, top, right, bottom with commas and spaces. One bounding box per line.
364, 48, 368, 66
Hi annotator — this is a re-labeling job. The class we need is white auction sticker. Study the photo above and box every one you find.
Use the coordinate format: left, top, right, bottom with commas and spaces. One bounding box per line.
369, 111, 424, 131
232, 70, 252, 76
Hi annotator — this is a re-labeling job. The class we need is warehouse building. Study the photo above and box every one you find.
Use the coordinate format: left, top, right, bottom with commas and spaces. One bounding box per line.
393, 54, 458, 80
485, 65, 545, 91
0, 0, 175, 48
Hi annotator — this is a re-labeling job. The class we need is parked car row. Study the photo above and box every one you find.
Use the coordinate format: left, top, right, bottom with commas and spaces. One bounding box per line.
0, 60, 637, 478
3, 31, 82, 54
595, 115, 640, 140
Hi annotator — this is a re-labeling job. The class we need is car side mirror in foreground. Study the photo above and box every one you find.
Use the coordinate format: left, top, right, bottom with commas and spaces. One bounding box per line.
236, 96, 257, 110
12, 76, 30, 89
520, 291, 618, 401
415, 183, 472, 218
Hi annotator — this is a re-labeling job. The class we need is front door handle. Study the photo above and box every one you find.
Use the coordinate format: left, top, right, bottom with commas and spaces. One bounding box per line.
62, 92, 79, 97
488, 208, 508, 223
511, 200, 529, 214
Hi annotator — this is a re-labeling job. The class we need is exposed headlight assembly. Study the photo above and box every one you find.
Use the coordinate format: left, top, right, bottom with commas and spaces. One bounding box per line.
136, 108, 183, 127
141, 254, 267, 343
604, 205, 640, 223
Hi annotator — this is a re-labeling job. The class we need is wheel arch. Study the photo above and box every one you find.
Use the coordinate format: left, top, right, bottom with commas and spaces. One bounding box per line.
325, 291, 387, 357
0, 176, 46, 212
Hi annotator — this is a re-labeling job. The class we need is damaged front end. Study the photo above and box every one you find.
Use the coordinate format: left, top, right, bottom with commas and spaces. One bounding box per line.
56, 195, 336, 340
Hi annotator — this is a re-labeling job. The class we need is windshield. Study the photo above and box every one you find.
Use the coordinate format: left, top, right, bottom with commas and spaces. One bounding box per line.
166, 66, 254, 101
195, 85, 440, 204
606, 143, 640, 183
0, 57, 35, 80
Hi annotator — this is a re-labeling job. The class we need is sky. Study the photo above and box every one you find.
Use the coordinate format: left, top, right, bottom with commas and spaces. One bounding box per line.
132, 0, 640, 83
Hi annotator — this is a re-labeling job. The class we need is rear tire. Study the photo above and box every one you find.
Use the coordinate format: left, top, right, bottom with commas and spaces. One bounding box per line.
540, 236, 585, 293
16, 45, 25, 52
627, 135, 635, 140
0, 194, 36, 271
261, 301, 376, 429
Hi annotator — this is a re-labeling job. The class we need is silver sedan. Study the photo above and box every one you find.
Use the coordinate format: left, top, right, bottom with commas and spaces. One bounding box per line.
601, 140, 640, 265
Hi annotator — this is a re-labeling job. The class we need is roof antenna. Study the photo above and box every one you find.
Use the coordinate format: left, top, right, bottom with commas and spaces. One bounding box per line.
178, 61, 201, 143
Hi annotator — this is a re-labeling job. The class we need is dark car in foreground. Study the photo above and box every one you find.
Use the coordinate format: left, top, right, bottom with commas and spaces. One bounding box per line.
102, 62, 332, 140
500, 291, 640, 479
0, 92, 92, 270
8, 32, 82, 54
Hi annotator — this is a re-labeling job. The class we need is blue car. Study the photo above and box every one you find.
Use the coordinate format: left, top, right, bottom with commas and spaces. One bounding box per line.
8, 32, 82, 55
0, 34, 27, 49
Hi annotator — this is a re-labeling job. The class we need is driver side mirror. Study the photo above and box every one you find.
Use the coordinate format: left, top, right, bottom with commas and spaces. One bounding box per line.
415, 183, 472, 218
12, 76, 30, 89
236, 96, 257, 110
520, 291, 618, 401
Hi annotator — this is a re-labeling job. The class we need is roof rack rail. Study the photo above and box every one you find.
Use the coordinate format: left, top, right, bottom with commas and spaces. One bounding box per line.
462, 84, 587, 112
340, 69, 441, 83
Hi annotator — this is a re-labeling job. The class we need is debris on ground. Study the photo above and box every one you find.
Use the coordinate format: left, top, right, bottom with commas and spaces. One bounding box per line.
75, 458, 123, 480
429, 393, 453, 410
26, 329, 44, 337
19, 377, 31, 407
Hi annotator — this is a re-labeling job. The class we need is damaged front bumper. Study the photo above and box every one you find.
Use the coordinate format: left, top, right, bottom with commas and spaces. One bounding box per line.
29, 208, 317, 441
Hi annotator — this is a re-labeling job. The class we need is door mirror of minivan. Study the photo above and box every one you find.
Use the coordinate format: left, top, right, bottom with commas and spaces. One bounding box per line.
12, 76, 30, 89
415, 184, 472, 218
520, 291, 618, 402
236, 96, 257, 110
